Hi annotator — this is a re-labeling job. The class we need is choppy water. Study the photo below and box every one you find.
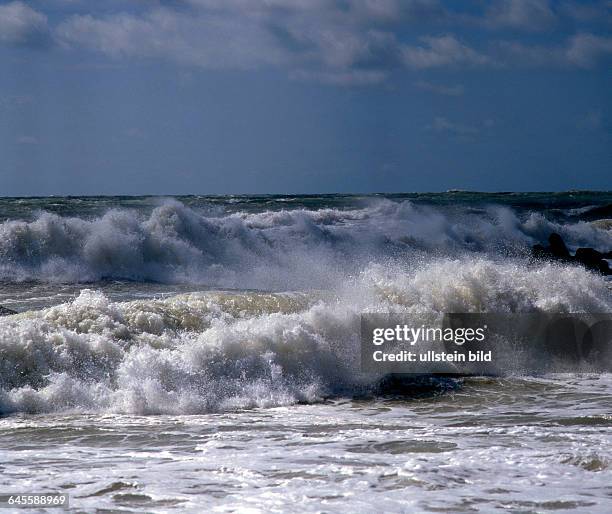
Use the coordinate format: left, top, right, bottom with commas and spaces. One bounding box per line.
1, 193, 611, 512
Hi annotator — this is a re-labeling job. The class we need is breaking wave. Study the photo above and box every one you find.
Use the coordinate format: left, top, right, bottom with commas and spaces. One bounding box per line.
1, 259, 611, 415
0, 199, 610, 288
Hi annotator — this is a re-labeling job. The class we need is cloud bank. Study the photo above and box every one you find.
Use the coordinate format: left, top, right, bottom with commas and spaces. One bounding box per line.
0, 1, 49, 47
1, 0, 611, 84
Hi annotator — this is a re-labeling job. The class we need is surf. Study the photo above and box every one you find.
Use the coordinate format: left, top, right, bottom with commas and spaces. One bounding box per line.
1, 257, 610, 415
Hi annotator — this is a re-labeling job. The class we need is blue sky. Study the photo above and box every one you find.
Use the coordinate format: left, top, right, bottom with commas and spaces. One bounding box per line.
1, 0, 611, 195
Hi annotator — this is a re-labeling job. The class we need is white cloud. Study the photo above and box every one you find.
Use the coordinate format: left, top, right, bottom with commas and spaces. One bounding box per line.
560, 1, 612, 25
426, 117, 495, 138
427, 116, 480, 136
415, 80, 464, 96
9, 0, 609, 87
56, 9, 288, 69
184, 0, 431, 24
484, 0, 557, 31
403, 35, 491, 68
16, 135, 39, 145
290, 69, 388, 86
498, 33, 612, 68
0, 1, 49, 47
55, 3, 405, 82
566, 33, 612, 67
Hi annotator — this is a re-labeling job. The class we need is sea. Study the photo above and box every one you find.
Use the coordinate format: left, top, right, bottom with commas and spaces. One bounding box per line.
0, 192, 611, 513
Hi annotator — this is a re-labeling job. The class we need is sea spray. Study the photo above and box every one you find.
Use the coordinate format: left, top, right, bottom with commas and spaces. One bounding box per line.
0, 199, 610, 287
1, 258, 610, 415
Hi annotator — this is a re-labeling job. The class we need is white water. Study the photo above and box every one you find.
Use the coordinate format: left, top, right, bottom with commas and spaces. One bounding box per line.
1, 199, 610, 287
1, 377, 611, 513
1, 258, 610, 416
1, 197, 611, 512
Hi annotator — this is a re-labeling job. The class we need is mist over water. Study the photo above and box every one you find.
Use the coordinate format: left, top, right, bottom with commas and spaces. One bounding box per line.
1, 194, 611, 512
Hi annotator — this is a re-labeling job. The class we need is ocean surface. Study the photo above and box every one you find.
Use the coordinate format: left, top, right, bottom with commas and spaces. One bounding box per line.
0, 193, 611, 513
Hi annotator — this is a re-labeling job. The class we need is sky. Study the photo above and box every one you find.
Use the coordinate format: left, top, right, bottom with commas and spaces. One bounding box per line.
1, 0, 611, 195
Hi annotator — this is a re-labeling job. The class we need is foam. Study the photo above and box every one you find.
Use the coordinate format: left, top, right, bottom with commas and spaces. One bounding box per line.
1, 199, 610, 287
1, 258, 611, 414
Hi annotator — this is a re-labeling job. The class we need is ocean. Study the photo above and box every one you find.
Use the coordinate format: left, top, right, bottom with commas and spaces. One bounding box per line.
0, 193, 611, 513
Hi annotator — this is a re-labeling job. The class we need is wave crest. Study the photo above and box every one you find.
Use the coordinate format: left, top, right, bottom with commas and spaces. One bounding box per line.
1, 258, 610, 414
1, 199, 610, 287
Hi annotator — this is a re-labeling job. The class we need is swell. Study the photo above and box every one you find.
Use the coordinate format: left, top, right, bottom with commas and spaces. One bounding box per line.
0, 199, 610, 288
1, 258, 611, 415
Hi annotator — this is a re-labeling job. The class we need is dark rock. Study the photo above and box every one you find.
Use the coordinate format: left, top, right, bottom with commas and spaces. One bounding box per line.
531, 233, 572, 262
532, 234, 611, 275
548, 232, 570, 259
576, 247, 603, 264
0, 305, 17, 316
575, 248, 611, 275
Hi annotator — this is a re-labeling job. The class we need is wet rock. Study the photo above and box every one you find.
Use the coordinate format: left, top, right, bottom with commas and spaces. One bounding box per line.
576, 247, 604, 264
575, 248, 611, 275
532, 233, 611, 275
548, 233, 571, 259
532, 233, 572, 262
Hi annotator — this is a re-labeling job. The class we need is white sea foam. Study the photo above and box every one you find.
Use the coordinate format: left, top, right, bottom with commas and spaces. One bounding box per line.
0, 199, 610, 287
1, 258, 610, 415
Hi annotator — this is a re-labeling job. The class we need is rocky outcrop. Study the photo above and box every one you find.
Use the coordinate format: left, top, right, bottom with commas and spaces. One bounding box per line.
575, 248, 612, 275
533, 233, 572, 262
533, 233, 611, 275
